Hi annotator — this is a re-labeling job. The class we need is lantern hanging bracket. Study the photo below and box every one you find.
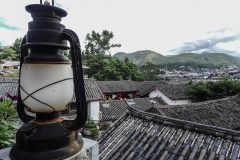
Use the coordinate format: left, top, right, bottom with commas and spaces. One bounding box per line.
62, 29, 87, 131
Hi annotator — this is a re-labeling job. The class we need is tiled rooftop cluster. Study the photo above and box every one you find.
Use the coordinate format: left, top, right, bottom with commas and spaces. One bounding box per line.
156, 95, 240, 130
100, 98, 164, 121
99, 105, 240, 160
97, 80, 191, 100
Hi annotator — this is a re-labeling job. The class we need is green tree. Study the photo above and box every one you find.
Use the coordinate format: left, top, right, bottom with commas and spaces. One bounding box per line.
0, 47, 17, 60
82, 30, 121, 78
0, 38, 22, 61
83, 54, 106, 78
189, 76, 240, 102
82, 30, 144, 81
82, 30, 121, 55
140, 61, 161, 80
88, 55, 143, 81
188, 81, 211, 101
12, 38, 22, 60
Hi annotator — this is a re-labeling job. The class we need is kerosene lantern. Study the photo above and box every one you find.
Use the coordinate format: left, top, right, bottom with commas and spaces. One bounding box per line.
9, 1, 87, 159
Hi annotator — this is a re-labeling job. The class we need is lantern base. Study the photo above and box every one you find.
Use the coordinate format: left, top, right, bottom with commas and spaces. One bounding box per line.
9, 113, 83, 160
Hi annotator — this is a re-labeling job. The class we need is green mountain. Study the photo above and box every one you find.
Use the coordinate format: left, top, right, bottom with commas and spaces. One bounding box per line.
114, 50, 240, 66
114, 50, 167, 65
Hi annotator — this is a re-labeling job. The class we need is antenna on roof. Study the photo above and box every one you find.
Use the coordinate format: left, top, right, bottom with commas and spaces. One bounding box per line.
40, 0, 43, 4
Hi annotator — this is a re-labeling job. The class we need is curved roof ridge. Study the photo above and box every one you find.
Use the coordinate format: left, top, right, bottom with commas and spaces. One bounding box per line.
100, 99, 125, 103
126, 100, 240, 141
157, 94, 239, 109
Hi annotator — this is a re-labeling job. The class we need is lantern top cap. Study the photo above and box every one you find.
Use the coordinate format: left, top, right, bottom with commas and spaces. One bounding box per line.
26, 4, 67, 19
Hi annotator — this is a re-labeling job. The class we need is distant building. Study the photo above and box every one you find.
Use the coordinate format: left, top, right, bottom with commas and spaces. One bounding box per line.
136, 81, 192, 105
1, 61, 20, 69
97, 80, 192, 105
97, 81, 138, 99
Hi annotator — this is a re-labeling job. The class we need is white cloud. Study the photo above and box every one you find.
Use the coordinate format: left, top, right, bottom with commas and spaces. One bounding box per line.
1, 0, 240, 55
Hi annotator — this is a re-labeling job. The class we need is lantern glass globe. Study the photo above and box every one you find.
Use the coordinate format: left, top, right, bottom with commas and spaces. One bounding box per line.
20, 63, 74, 113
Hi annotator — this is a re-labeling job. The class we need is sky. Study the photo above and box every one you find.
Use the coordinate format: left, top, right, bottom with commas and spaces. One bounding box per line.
1, 0, 240, 56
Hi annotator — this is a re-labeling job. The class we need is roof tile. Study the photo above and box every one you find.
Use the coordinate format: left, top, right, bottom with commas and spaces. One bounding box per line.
156, 95, 240, 130
99, 104, 240, 160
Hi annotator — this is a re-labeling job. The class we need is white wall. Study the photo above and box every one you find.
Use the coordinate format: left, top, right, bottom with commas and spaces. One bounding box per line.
149, 88, 191, 105
112, 94, 116, 99
83, 138, 99, 160
88, 101, 100, 121
128, 93, 133, 98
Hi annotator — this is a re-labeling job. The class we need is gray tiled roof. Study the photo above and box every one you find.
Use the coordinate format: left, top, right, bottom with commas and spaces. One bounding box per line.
99, 104, 240, 160
126, 98, 155, 112
97, 80, 191, 100
97, 81, 138, 93
0, 82, 18, 100
156, 95, 240, 130
100, 100, 128, 121
0, 76, 18, 101
155, 82, 190, 100
84, 78, 104, 102
136, 81, 163, 95
100, 98, 161, 121
0, 76, 18, 83
137, 81, 191, 100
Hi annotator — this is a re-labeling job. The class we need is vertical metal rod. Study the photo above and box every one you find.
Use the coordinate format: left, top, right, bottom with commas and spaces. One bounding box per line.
52, 0, 54, 6
40, 0, 42, 4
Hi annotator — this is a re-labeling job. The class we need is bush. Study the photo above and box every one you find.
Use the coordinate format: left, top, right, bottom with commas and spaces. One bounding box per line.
84, 120, 99, 138
0, 100, 19, 149
90, 128, 99, 138
189, 77, 240, 102
85, 120, 98, 128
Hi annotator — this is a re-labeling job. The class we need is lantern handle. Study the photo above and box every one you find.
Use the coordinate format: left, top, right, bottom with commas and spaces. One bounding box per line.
17, 36, 35, 123
62, 29, 87, 131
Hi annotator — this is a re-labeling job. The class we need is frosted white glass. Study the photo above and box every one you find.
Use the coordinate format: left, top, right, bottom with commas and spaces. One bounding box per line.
20, 63, 74, 113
